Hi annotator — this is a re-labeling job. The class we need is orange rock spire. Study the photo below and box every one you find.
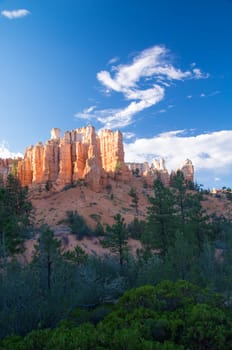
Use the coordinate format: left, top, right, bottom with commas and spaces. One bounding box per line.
17, 126, 126, 191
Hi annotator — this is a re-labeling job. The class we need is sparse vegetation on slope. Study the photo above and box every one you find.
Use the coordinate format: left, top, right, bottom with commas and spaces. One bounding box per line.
1, 173, 232, 348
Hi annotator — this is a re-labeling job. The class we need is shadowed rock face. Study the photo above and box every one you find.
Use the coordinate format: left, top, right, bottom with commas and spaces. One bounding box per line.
16, 126, 127, 191
0, 158, 16, 181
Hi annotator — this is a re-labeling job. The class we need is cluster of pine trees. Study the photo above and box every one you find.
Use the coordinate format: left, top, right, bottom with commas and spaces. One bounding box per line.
1, 172, 232, 348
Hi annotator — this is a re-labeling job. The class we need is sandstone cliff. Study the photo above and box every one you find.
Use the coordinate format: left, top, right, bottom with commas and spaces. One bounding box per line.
17, 126, 127, 191
0, 126, 194, 191
0, 158, 15, 181
126, 158, 194, 185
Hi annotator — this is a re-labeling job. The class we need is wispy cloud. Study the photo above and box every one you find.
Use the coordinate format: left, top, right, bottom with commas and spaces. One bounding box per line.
0, 141, 23, 158
188, 91, 220, 100
192, 68, 209, 79
209, 90, 220, 97
1, 9, 30, 19
76, 45, 209, 129
108, 56, 120, 65
123, 132, 136, 140
124, 130, 232, 175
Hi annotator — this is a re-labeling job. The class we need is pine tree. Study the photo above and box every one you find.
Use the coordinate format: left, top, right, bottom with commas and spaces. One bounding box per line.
0, 174, 32, 257
32, 227, 62, 290
103, 213, 128, 266
128, 187, 139, 216
142, 178, 176, 256
171, 171, 211, 250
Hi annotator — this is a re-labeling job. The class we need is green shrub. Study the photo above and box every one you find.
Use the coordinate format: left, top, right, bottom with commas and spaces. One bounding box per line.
127, 218, 146, 240
65, 211, 93, 239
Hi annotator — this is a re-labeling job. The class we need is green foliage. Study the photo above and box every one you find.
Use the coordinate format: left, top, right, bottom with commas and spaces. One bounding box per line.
115, 161, 122, 171
128, 187, 139, 215
0, 174, 32, 257
127, 217, 145, 240
97, 281, 230, 349
95, 222, 105, 236
1, 280, 232, 349
45, 323, 98, 350
2, 171, 232, 348
64, 210, 93, 239
226, 188, 232, 201
103, 213, 129, 266
142, 173, 213, 259
63, 245, 87, 265
32, 226, 62, 291
163, 230, 199, 281
183, 304, 227, 349
170, 171, 211, 250
142, 178, 176, 255
97, 280, 231, 349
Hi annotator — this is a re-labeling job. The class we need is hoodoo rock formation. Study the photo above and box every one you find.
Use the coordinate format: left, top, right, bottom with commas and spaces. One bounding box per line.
17, 126, 128, 191
177, 159, 194, 183
0, 158, 16, 181
126, 158, 194, 185
0, 126, 194, 191
126, 158, 170, 185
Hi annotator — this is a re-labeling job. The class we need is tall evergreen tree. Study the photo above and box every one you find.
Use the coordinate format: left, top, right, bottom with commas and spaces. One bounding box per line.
142, 178, 176, 256
32, 227, 62, 291
0, 174, 32, 257
103, 213, 128, 266
128, 187, 139, 216
171, 171, 211, 250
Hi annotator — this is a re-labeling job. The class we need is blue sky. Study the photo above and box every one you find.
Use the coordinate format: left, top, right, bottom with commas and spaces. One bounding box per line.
0, 0, 232, 189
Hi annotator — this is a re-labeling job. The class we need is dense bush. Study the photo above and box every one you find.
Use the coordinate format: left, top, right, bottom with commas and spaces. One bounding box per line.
65, 210, 93, 239
1, 281, 231, 350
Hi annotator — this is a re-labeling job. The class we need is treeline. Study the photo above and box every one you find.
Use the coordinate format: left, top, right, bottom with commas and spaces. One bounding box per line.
1, 172, 232, 347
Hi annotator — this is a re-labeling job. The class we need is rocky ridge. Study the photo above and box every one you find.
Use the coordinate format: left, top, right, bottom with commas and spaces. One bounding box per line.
0, 126, 194, 190
126, 158, 194, 185
16, 126, 129, 192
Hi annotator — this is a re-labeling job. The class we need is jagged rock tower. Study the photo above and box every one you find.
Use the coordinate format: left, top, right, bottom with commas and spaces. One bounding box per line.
17, 126, 128, 191
0, 125, 194, 191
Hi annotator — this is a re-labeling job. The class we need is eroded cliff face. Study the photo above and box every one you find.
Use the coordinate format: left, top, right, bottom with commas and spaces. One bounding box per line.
17, 126, 127, 191
0, 158, 15, 181
0, 126, 194, 191
178, 159, 194, 183
126, 158, 194, 185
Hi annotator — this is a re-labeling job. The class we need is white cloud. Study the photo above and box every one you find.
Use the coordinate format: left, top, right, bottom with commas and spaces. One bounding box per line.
158, 109, 167, 114
1, 9, 30, 19
192, 68, 209, 79
76, 45, 209, 129
123, 132, 136, 140
85, 105, 96, 113
214, 177, 221, 182
108, 56, 120, 65
0, 141, 23, 158
209, 90, 221, 97
124, 130, 232, 175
